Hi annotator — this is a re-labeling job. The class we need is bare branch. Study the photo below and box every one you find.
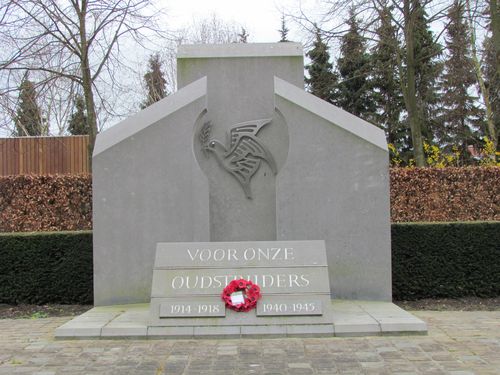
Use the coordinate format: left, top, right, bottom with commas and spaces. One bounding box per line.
0, 0, 170, 148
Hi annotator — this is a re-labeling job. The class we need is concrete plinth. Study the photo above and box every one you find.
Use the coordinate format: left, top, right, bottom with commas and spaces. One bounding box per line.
55, 300, 427, 339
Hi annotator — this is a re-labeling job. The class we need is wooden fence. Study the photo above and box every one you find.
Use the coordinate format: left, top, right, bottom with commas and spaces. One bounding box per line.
0, 136, 90, 176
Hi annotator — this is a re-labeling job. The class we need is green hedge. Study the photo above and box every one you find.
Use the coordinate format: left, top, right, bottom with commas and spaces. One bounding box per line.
392, 221, 500, 300
0, 231, 92, 304
0, 223, 498, 304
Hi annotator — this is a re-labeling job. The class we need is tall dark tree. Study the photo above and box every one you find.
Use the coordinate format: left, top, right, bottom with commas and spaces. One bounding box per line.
68, 95, 89, 135
336, 9, 375, 121
278, 14, 289, 42
305, 28, 338, 102
371, 6, 407, 152
483, 35, 500, 148
413, 1, 443, 142
489, 0, 500, 82
440, 0, 482, 150
15, 75, 42, 136
141, 53, 167, 109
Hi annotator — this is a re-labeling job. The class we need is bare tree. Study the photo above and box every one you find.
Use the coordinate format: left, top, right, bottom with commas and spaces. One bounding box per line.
0, 60, 68, 137
40, 75, 78, 135
179, 14, 242, 45
154, 14, 244, 94
285, 0, 376, 50
0, 0, 168, 161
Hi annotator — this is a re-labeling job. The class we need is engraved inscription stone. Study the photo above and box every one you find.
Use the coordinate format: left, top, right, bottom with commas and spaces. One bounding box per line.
154, 240, 326, 268
151, 267, 330, 297
160, 301, 225, 318
149, 240, 334, 332
257, 299, 322, 316
150, 294, 334, 327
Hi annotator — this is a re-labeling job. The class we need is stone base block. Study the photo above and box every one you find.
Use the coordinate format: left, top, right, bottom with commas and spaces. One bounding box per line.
55, 300, 427, 339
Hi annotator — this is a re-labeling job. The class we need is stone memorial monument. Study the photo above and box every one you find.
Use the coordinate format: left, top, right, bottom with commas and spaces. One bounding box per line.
56, 43, 426, 338
149, 240, 334, 336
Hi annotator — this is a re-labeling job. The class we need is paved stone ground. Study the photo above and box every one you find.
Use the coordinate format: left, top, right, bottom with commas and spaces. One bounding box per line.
0, 311, 498, 374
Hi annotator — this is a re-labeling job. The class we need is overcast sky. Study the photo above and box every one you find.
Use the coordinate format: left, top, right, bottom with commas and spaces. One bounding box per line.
163, 0, 315, 43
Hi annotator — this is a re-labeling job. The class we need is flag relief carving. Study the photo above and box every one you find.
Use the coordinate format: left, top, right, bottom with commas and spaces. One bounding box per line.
199, 119, 277, 199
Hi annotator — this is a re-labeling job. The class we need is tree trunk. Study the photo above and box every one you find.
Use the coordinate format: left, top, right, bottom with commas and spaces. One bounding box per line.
81, 54, 97, 169
77, 1, 97, 169
490, 0, 500, 74
404, 0, 426, 166
490, 0, 500, 150
471, 43, 496, 149
467, 0, 497, 152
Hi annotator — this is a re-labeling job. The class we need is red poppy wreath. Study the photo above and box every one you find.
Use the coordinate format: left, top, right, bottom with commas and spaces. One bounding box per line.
221, 279, 261, 312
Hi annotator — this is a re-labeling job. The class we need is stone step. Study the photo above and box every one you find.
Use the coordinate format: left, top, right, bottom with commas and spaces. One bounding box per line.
55, 300, 427, 339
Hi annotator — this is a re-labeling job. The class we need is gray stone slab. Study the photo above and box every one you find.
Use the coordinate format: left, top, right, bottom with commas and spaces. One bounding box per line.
177, 43, 303, 59
178, 44, 303, 243
331, 301, 381, 336
334, 324, 381, 337
93, 77, 207, 156
286, 324, 335, 337
54, 323, 103, 338
54, 301, 427, 339
241, 325, 287, 338
100, 309, 149, 337
274, 84, 391, 301
54, 306, 131, 338
159, 300, 225, 317
149, 240, 333, 331
193, 326, 241, 338
357, 300, 415, 316
101, 324, 148, 337
149, 295, 334, 327
155, 240, 327, 268
93, 82, 209, 306
379, 321, 428, 334
147, 326, 194, 338
274, 77, 387, 150
65, 315, 115, 323
151, 267, 330, 297
357, 301, 428, 333
57, 310, 118, 325
257, 296, 323, 316
332, 308, 381, 330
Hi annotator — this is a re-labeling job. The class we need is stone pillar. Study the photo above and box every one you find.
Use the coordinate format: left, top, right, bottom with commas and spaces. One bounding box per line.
178, 43, 304, 241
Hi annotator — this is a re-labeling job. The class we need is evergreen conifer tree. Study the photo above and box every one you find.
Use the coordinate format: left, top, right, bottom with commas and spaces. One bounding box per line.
305, 28, 337, 102
68, 95, 89, 135
440, 0, 482, 150
141, 54, 167, 109
278, 14, 289, 42
371, 6, 408, 152
15, 75, 42, 136
412, 0, 443, 142
336, 9, 375, 121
